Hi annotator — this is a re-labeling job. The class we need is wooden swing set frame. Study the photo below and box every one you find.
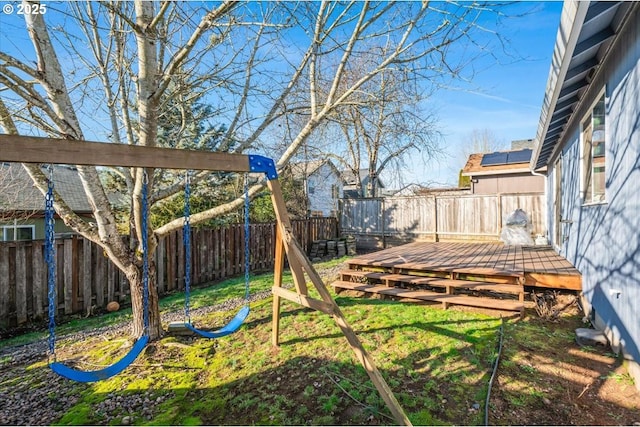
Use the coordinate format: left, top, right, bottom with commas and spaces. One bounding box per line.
0, 134, 411, 426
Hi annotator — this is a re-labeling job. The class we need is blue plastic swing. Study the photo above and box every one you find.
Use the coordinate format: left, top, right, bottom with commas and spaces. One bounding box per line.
176, 172, 251, 338
46, 171, 151, 383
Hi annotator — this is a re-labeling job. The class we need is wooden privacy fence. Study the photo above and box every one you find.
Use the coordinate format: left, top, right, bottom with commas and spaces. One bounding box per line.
0, 217, 338, 328
340, 193, 546, 248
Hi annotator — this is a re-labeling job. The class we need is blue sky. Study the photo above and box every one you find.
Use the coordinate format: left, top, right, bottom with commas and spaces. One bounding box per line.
402, 1, 564, 188
0, 1, 564, 189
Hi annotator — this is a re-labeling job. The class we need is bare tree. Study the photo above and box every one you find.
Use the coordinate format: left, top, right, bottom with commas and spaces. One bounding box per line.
462, 128, 509, 155
315, 51, 441, 197
1, 1, 513, 340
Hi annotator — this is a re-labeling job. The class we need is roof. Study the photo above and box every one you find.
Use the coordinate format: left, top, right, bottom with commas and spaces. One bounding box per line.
462, 149, 534, 177
532, 1, 638, 170
289, 159, 339, 180
0, 163, 93, 212
341, 169, 386, 188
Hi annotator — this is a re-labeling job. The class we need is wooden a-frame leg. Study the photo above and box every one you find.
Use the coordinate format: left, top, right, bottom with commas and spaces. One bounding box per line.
267, 179, 412, 426
272, 226, 285, 348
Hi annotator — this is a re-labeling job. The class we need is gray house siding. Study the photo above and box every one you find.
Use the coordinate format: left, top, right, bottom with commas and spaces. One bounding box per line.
547, 6, 639, 369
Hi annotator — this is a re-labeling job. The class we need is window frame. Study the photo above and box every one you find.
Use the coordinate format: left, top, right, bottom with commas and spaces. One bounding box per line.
580, 89, 607, 206
1, 224, 36, 241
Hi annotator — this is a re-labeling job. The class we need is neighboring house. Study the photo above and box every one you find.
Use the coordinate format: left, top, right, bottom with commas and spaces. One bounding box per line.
0, 163, 93, 240
342, 169, 387, 198
289, 159, 342, 217
462, 143, 545, 195
531, 1, 640, 387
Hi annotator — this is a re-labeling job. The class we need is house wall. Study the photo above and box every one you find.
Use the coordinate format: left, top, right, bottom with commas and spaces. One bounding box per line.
547, 6, 640, 380
0, 216, 89, 240
473, 173, 544, 194
307, 163, 342, 217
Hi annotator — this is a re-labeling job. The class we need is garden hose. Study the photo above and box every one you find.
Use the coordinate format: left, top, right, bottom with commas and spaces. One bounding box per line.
485, 316, 505, 426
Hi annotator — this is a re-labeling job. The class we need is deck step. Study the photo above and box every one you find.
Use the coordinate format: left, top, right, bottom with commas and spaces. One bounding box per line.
331, 281, 524, 312
340, 269, 524, 295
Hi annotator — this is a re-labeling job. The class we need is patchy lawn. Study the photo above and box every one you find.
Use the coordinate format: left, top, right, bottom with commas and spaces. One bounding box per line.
1, 259, 638, 425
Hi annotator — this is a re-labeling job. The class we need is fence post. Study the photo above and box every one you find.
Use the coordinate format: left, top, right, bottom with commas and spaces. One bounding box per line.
433, 195, 438, 242
381, 198, 386, 248
497, 193, 503, 238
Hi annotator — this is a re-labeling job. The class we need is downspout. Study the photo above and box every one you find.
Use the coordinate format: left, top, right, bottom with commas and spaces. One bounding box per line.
530, 168, 549, 245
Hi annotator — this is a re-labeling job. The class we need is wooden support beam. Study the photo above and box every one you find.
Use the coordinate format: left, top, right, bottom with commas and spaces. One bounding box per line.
271, 287, 334, 315
0, 135, 251, 171
524, 273, 582, 290
272, 227, 285, 348
267, 179, 412, 426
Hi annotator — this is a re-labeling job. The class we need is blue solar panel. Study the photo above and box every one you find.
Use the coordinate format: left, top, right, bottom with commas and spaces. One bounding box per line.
480, 152, 508, 166
506, 149, 532, 164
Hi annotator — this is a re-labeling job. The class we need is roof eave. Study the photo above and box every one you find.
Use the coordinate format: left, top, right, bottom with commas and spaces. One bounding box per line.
531, 1, 590, 171
462, 167, 534, 177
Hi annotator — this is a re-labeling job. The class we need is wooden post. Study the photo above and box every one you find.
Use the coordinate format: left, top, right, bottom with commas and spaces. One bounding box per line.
497, 193, 503, 238
267, 179, 412, 426
272, 226, 285, 348
381, 198, 386, 249
433, 195, 438, 242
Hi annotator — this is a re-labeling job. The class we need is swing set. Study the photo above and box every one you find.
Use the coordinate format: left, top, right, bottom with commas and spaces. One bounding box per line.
169, 172, 252, 338
0, 134, 410, 426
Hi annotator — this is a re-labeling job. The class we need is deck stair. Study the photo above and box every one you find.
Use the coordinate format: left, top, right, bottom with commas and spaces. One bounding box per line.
330, 243, 582, 317
332, 268, 526, 316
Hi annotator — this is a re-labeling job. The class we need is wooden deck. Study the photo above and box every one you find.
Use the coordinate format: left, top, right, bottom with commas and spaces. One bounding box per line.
331, 242, 582, 317
345, 242, 581, 289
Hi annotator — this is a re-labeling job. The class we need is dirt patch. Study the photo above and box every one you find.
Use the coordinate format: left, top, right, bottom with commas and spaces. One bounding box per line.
488, 315, 640, 426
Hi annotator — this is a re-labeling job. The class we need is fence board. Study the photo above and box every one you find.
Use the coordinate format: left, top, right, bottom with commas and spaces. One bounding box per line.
63, 239, 73, 314
156, 237, 165, 294
0, 245, 8, 325
15, 244, 27, 324
82, 239, 92, 314
177, 229, 185, 290
167, 232, 176, 291
0, 217, 337, 328
107, 257, 116, 303
95, 247, 105, 308
341, 193, 545, 248
32, 243, 44, 319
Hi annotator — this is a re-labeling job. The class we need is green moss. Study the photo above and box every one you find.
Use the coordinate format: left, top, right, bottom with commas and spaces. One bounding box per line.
54, 403, 94, 425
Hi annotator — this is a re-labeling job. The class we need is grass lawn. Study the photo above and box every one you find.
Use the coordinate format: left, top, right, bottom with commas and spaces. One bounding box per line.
7, 258, 634, 426
0, 258, 504, 425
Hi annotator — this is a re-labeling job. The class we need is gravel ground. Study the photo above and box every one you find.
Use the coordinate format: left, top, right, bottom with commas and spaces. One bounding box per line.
0, 288, 275, 426
0, 263, 346, 425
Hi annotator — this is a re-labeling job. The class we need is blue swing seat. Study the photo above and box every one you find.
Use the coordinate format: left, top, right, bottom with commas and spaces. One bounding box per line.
49, 335, 149, 383
184, 305, 250, 339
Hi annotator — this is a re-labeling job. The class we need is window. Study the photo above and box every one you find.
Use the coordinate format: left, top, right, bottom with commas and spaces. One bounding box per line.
1, 224, 35, 241
582, 92, 606, 204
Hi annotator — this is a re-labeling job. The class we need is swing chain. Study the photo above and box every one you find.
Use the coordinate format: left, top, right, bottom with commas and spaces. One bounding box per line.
45, 165, 57, 359
244, 173, 250, 300
183, 172, 191, 323
141, 171, 150, 334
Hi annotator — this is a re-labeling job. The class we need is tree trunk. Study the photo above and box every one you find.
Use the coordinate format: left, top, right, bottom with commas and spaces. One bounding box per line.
124, 259, 162, 340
